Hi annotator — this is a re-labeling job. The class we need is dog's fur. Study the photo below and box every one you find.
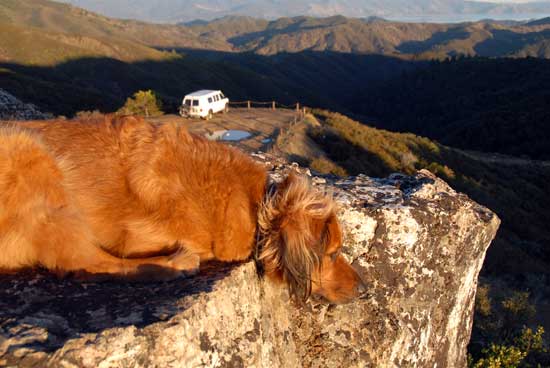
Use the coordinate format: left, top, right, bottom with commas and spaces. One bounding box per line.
0, 115, 364, 303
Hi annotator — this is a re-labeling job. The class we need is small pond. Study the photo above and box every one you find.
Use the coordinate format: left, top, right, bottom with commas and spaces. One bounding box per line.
205, 130, 252, 142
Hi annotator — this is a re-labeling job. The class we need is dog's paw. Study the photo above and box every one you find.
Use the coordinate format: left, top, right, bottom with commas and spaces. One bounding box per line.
168, 247, 200, 276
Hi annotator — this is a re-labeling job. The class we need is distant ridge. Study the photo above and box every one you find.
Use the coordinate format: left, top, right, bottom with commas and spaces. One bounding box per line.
183, 14, 550, 58
56, 0, 550, 23
527, 16, 550, 26
4, 1, 550, 62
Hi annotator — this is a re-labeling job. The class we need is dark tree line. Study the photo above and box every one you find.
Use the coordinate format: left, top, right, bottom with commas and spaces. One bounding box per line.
356, 57, 550, 160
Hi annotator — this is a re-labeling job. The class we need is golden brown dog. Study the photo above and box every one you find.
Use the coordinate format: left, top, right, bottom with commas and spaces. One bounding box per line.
0, 115, 365, 303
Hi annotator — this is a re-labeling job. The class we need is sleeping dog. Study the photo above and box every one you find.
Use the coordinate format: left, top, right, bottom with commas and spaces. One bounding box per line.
0, 115, 365, 303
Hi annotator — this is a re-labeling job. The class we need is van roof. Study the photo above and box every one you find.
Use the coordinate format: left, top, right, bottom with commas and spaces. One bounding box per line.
184, 90, 221, 98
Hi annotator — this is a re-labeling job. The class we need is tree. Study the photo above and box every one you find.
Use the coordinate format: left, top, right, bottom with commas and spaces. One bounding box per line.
470, 327, 547, 368
117, 90, 163, 117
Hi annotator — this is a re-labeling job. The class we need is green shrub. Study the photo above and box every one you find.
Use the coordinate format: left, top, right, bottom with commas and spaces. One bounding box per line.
310, 157, 348, 177
476, 285, 492, 318
502, 292, 536, 321
470, 327, 547, 368
75, 110, 103, 119
471, 344, 526, 368
117, 90, 163, 117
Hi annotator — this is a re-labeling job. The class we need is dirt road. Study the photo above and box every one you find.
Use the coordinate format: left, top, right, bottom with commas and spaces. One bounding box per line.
147, 108, 301, 152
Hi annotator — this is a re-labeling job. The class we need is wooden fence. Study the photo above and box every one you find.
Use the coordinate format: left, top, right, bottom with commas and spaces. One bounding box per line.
228, 100, 307, 115
227, 100, 309, 128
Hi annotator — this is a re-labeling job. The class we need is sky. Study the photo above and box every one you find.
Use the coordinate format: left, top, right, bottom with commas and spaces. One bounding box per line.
469, 0, 549, 2
56, 0, 550, 23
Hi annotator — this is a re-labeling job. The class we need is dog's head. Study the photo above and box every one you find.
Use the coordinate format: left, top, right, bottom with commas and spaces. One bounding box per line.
258, 173, 366, 304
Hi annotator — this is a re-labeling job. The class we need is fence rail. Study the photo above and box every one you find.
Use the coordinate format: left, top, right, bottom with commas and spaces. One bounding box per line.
227, 100, 309, 129
228, 100, 307, 115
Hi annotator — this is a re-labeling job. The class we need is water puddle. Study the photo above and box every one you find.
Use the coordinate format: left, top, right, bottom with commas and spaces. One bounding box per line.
205, 130, 252, 142
261, 138, 272, 144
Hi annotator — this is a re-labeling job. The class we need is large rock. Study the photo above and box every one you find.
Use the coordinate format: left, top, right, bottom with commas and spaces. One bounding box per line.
0, 89, 52, 121
0, 155, 500, 368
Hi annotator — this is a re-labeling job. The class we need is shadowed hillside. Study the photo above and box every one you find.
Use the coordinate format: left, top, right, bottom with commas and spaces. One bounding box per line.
356, 57, 550, 160
0, 52, 415, 117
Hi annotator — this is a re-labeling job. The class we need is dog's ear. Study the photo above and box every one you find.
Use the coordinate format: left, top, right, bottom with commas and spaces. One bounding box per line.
259, 173, 335, 301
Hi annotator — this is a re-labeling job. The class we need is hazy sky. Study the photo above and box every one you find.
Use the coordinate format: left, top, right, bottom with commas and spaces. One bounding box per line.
56, 0, 550, 23
469, 0, 550, 2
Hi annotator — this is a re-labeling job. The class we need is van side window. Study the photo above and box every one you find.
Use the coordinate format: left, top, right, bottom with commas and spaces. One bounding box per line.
192, 100, 199, 106
213, 95, 218, 102
220, 93, 225, 99
184, 100, 191, 106
208, 97, 213, 103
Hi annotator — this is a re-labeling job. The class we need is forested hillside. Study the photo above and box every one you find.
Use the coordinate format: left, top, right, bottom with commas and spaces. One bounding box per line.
358, 57, 550, 160
0, 52, 414, 116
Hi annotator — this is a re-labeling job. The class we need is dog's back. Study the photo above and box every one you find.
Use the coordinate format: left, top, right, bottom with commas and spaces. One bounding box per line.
1, 115, 268, 273
1, 115, 365, 302
0, 126, 93, 271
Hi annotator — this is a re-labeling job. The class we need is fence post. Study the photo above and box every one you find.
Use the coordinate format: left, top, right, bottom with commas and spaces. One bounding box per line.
302, 107, 306, 116
272, 101, 276, 110
247, 101, 251, 110
296, 102, 300, 112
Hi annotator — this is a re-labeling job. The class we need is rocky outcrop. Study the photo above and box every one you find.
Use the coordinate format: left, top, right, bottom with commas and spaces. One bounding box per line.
0, 89, 52, 121
0, 154, 500, 368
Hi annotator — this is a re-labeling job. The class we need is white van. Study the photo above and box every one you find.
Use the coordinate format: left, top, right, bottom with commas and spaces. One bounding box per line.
179, 90, 229, 119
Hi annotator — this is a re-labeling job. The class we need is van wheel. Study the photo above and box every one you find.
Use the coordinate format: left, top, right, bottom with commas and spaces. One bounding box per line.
207, 110, 213, 120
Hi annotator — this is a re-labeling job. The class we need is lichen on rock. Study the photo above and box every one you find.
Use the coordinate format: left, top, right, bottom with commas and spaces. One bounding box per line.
0, 154, 499, 368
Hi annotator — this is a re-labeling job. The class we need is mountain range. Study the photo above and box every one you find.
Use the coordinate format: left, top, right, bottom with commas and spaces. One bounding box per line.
56, 0, 550, 23
4, 0, 550, 63
185, 15, 550, 58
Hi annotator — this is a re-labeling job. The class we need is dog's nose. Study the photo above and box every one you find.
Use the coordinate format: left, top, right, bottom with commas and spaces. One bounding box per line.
357, 280, 368, 298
